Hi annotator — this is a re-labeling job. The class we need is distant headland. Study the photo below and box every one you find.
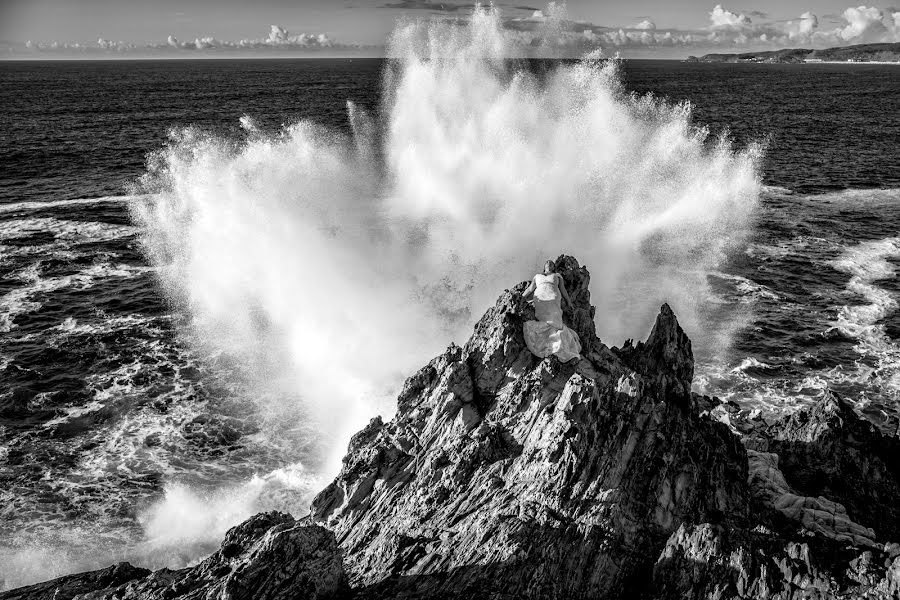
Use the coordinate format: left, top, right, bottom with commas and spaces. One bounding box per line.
686, 41, 900, 64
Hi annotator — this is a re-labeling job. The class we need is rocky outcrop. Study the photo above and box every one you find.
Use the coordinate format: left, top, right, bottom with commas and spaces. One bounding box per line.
0, 563, 151, 600
653, 523, 900, 599
311, 256, 749, 599
7, 255, 900, 600
761, 391, 900, 543
651, 390, 900, 599
746, 448, 877, 547
0, 513, 348, 600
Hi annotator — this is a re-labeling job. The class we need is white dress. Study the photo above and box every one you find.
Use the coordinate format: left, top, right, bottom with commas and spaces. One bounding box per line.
523, 273, 582, 363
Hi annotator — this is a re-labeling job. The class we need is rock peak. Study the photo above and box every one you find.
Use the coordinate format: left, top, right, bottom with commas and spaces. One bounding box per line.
614, 303, 694, 403
308, 256, 748, 598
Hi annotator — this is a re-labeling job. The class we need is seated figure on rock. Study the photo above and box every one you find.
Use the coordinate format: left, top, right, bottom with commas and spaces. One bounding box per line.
522, 260, 582, 363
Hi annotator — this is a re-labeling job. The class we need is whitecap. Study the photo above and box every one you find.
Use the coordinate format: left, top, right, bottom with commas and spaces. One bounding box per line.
0, 195, 136, 215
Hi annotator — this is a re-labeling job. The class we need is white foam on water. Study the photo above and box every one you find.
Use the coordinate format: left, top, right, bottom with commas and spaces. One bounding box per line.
0, 216, 135, 243
709, 271, 779, 303
813, 187, 900, 207
0, 195, 134, 215
0, 262, 151, 333
829, 236, 900, 395
730, 357, 776, 373
760, 184, 794, 196
50, 314, 156, 337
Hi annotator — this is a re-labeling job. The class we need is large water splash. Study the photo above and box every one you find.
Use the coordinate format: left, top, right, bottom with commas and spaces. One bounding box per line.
131, 4, 761, 529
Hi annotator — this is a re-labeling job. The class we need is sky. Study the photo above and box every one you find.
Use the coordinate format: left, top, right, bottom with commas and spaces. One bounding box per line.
2, 0, 900, 58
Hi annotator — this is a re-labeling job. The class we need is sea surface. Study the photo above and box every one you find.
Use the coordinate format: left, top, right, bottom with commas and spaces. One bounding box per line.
1, 58, 899, 589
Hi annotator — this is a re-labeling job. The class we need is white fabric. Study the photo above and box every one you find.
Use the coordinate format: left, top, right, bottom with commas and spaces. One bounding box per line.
523, 274, 582, 363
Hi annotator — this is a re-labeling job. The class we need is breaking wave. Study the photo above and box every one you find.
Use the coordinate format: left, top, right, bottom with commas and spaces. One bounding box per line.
131, 7, 761, 478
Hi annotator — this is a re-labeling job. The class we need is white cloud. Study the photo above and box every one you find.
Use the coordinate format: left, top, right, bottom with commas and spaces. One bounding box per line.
798, 11, 818, 35
15, 24, 360, 56
709, 5, 753, 29
11, 5, 900, 58
840, 5, 889, 40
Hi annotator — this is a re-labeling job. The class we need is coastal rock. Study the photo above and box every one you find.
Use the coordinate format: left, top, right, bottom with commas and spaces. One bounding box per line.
754, 391, 900, 543
653, 522, 900, 599
0, 563, 151, 600
311, 256, 749, 599
8, 255, 900, 600
747, 449, 877, 547
0, 513, 348, 600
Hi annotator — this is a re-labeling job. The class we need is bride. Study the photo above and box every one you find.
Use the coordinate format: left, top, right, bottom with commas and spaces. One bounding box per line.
522, 260, 582, 363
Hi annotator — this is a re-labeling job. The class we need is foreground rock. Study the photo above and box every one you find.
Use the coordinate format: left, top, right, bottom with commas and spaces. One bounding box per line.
0, 563, 151, 600
0, 513, 347, 600
311, 256, 750, 598
7, 255, 900, 599
654, 522, 900, 599
759, 390, 900, 543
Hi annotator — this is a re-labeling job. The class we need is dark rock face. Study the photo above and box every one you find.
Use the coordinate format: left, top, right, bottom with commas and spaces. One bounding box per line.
653, 523, 900, 599
0, 563, 151, 600
1, 513, 348, 600
762, 391, 900, 543
311, 256, 749, 599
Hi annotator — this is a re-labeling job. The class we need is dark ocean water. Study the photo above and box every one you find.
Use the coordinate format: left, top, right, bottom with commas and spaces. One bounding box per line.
1, 58, 899, 589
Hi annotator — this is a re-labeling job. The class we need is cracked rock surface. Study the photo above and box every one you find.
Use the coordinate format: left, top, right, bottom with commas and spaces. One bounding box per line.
6, 256, 900, 600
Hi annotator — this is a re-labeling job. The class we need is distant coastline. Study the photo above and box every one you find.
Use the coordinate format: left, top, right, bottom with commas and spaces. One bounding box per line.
686, 41, 900, 64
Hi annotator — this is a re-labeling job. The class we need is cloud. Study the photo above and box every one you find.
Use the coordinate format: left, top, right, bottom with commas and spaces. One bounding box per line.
709, 5, 753, 29
840, 5, 890, 40
797, 11, 819, 35
8, 4, 900, 59
14, 24, 366, 56
499, 2, 900, 55
380, 0, 474, 12
379, 0, 538, 13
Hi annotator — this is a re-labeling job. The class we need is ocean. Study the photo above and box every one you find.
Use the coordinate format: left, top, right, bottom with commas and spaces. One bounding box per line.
1, 57, 899, 589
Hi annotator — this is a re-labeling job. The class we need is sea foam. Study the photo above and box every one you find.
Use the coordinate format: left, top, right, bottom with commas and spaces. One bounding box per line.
133, 7, 760, 471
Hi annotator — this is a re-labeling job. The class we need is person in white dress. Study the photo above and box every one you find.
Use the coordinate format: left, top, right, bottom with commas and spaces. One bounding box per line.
522, 260, 582, 363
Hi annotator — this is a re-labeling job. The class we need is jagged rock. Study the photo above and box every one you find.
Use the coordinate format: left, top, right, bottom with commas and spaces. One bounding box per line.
614, 303, 694, 402
311, 256, 749, 599
747, 449, 877, 547
10, 255, 900, 600
754, 391, 900, 543
1, 513, 348, 600
0, 563, 151, 600
653, 522, 900, 599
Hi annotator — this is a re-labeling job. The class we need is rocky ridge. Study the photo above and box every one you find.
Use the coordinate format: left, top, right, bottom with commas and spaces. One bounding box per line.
4, 256, 900, 599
